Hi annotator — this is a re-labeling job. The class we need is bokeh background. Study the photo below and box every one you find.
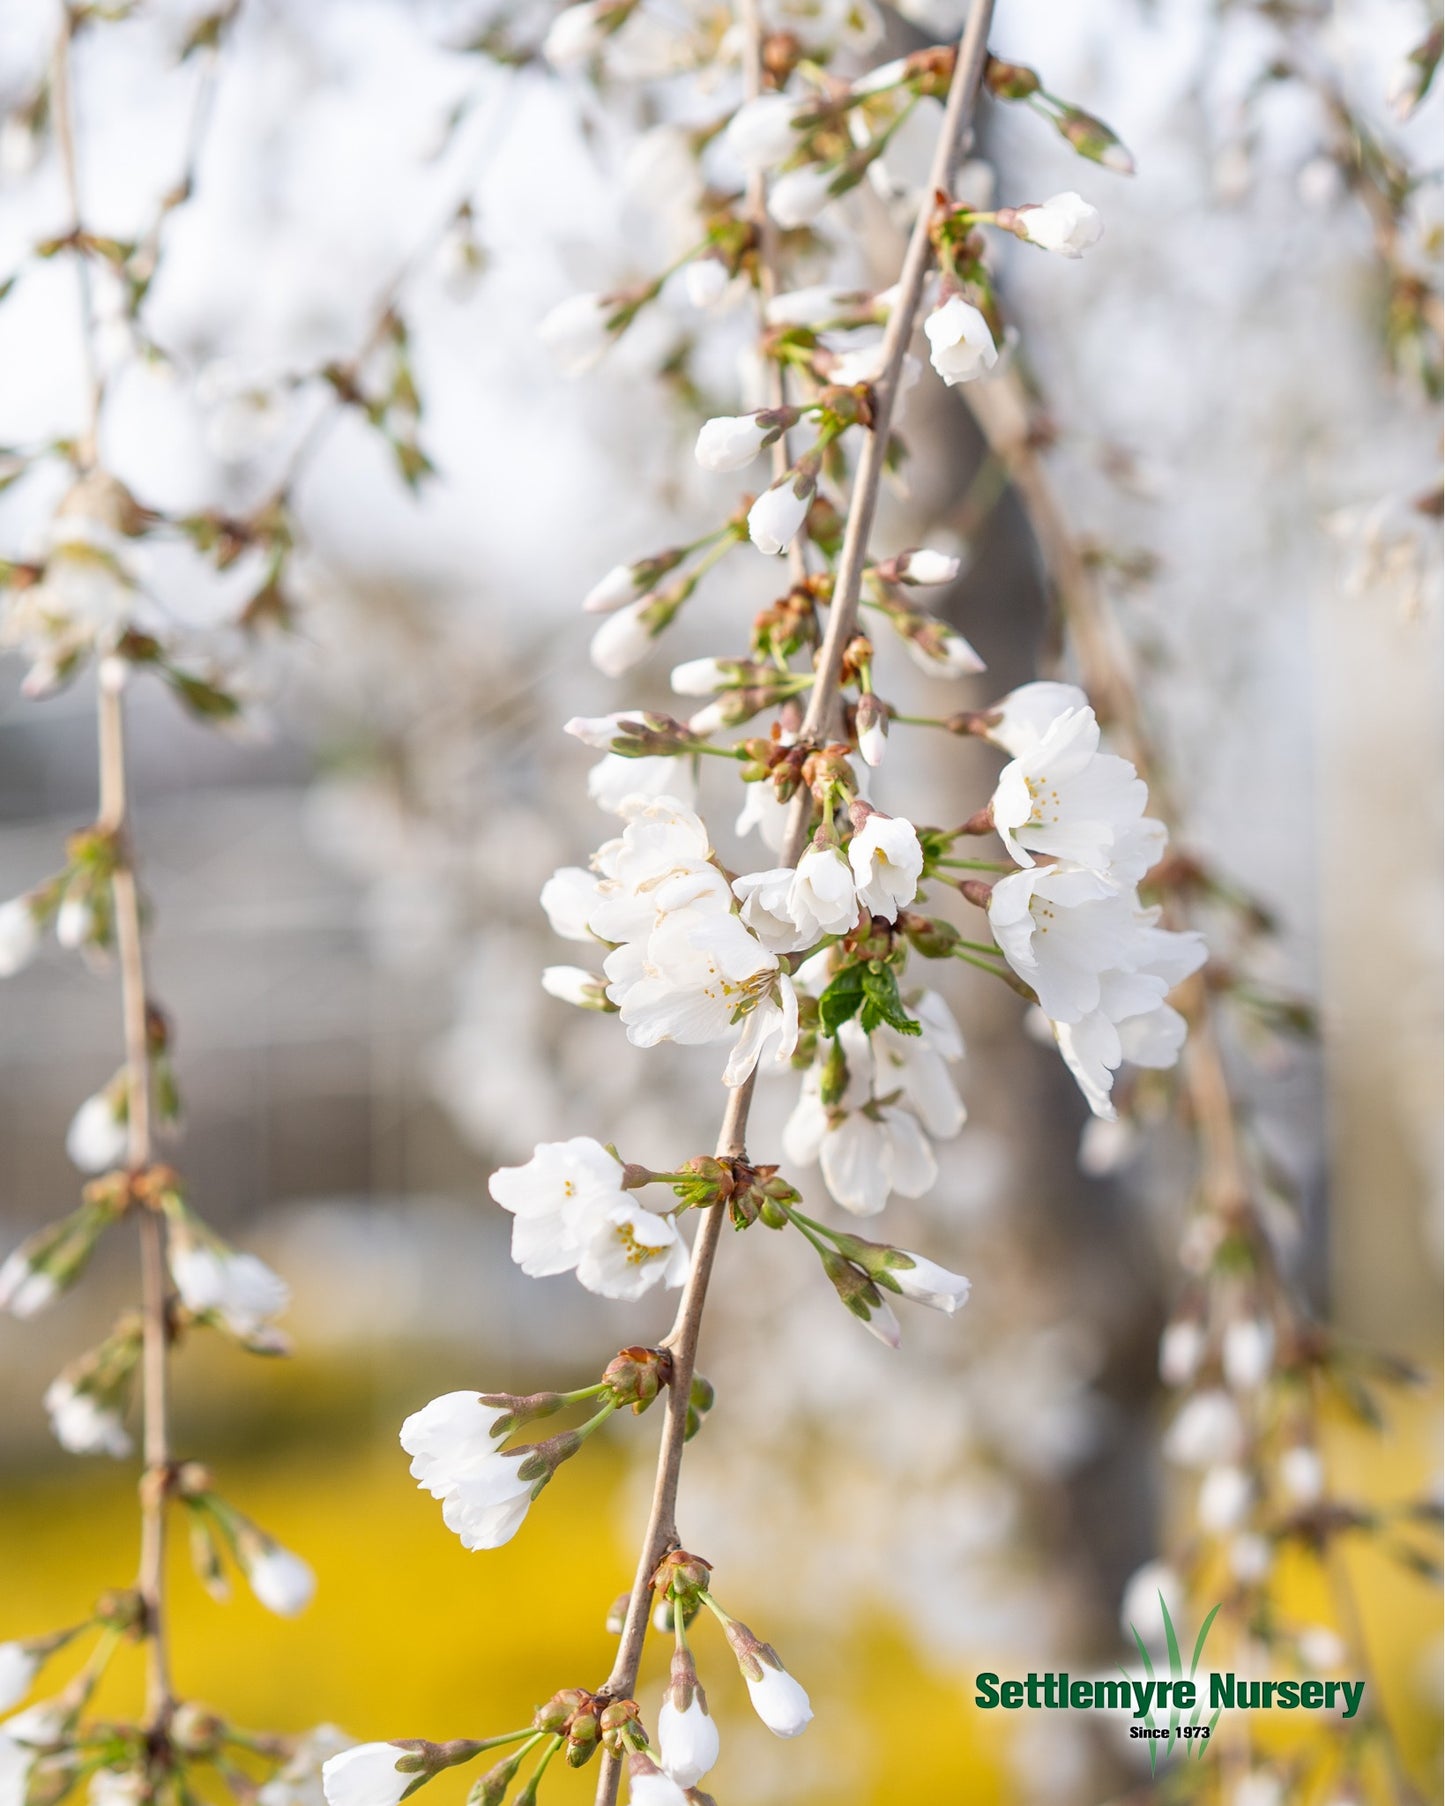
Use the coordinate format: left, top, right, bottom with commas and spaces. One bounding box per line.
0, 0, 1440, 1801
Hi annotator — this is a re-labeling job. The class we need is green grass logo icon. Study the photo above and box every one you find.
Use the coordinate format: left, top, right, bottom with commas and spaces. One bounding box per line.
1125, 1594, 1223, 1771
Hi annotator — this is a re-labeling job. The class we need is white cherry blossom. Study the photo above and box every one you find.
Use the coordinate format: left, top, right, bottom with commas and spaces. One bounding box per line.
987, 866, 1136, 1023
400, 1392, 535, 1550
695, 414, 772, 471
43, 1377, 131, 1457
169, 1234, 290, 1338
538, 292, 614, 376
0, 900, 38, 978
767, 165, 834, 228
245, 1544, 316, 1616
990, 705, 1147, 872
576, 1199, 688, 1300
488, 1137, 626, 1278
847, 812, 922, 918
65, 1092, 128, 1174
0, 1650, 37, 1716
923, 295, 997, 385
724, 93, 803, 170
980, 680, 1089, 756
743, 1659, 813, 1737
1014, 191, 1103, 256
748, 478, 812, 555
321, 1745, 413, 1806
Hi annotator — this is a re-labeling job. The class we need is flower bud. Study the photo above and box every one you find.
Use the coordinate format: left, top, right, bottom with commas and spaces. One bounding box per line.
0, 896, 40, 977
602, 1346, 672, 1412
538, 291, 616, 377
533, 1689, 587, 1735
819, 1250, 900, 1347
695, 413, 776, 473
1159, 1316, 1206, 1387
1005, 191, 1104, 258
658, 1647, 718, 1787
897, 911, 961, 960
894, 547, 962, 586
747, 474, 813, 556
240, 1538, 316, 1618
321, 1743, 417, 1806
541, 966, 613, 1010
598, 1699, 643, 1751
984, 55, 1040, 99
66, 1088, 129, 1175
767, 164, 835, 229
0, 1643, 40, 1713
721, 1618, 813, 1737
724, 93, 805, 171
854, 694, 888, 768
169, 1704, 226, 1757
1054, 106, 1135, 176
624, 1752, 688, 1806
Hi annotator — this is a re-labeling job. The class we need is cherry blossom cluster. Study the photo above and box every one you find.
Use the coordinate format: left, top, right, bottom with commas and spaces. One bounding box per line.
315, 5, 1217, 1802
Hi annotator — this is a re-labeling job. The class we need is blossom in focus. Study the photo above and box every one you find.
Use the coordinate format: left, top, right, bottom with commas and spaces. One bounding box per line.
487, 1136, 627, 1277
980, 680, 1090, 756
847, 812, 922, 918
695, 414, 772, 472
748, 477, 812, 555
575, 1198, 688, 1299
321, 1744, 414, 1806
400, 1392, 535, 1551
989, 705, 1147, 873
784, 1022, 937, 1216
923, 295, 997, 385
987, 865, 1135, 1022
1012, 191, 1103, 257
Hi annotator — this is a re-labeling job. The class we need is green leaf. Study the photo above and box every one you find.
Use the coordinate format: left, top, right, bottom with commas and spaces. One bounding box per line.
858, 963, 921, 1036
817, 964, 866, 1035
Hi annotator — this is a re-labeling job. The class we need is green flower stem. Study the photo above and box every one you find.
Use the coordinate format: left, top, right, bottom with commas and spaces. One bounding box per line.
935, 857, 1014, 873
575, 1400, 620, 1444
558, 1384, 609, 1407
513, 1736, 563, 1806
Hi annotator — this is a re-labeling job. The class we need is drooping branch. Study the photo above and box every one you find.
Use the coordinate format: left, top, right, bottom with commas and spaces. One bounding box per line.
590, 6, 996, 1801
54, 7, 175, 1738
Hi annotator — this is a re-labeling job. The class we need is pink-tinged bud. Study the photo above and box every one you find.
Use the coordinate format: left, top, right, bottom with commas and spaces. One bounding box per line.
854, 694, 888, 768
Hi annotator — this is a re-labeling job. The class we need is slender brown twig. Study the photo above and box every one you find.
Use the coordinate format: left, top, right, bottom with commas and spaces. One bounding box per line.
54, 4, 175, 1740
589, 5, 996, 1800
